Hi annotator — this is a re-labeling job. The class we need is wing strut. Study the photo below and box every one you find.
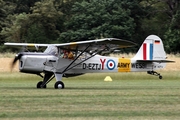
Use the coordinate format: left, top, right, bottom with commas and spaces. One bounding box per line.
60, 44, 92, 74
59, 44, 108, 74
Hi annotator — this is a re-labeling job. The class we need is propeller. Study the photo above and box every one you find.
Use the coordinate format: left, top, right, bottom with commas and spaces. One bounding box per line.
11, 53, 23, 71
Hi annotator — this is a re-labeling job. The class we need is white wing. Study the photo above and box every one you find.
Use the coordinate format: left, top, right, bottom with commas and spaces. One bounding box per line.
4, 38, 137, 51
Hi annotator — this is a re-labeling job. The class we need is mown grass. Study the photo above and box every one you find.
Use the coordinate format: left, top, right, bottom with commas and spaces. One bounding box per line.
0, 72, 180, 120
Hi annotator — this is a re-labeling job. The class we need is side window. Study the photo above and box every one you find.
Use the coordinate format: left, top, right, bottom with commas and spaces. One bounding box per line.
60, 49, 75, 60
78, 52, 90, 60
44, 46, 58, 56
51, 47, 58, 56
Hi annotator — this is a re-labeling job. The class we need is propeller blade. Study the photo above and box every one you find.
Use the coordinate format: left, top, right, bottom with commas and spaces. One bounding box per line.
11, 53, 23, 71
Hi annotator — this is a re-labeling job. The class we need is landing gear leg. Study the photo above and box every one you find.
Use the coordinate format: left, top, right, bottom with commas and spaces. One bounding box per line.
54, 73, 64, 89
37, 72, 54, 88
147, 71, 162, 79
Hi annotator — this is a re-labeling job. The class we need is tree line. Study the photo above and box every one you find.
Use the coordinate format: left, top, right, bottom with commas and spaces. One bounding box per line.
0, 0, 180, 53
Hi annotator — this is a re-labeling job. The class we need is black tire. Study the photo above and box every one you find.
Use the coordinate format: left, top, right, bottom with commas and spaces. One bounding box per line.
54, 81, 64, 89
159, 76, 162, 79
37, 81, 46, 88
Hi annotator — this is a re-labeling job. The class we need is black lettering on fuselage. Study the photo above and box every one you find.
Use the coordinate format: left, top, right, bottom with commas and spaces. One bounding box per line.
131, 63, 146, 69
83, 63, 102, 70
118, 63, 130, 68
83, 63, 87, 69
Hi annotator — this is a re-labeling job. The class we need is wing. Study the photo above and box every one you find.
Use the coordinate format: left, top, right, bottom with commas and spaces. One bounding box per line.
4, 43, 49, 51
4, 38, 136, 52
4, 43, 49, 47
52, 38, 137, 51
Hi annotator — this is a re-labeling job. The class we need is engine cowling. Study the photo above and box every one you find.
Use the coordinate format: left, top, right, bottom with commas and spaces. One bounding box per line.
18, 53, 47, 73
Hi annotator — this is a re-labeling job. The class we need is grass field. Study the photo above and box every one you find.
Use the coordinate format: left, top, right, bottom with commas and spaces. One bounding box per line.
0, 54, 180, 120
0, 72, 180, 120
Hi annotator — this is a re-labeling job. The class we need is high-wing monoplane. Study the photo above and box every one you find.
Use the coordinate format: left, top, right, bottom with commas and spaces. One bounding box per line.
4, 35, 174, 89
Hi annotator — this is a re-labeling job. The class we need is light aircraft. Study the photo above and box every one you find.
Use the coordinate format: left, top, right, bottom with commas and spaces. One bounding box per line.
4, 35, 174, 89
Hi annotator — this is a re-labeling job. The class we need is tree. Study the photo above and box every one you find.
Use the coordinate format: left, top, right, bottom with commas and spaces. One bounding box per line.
139, 0, 180, 53
58, 0, 136, 43
163, 0, 180, 53
1, 13, 29, 43
25, 23, 49, 43
28, 0, 63, 43
0, 0, 16, 44
1, 0, 64, 43
0, 0, 6, 43
14, 0, 41, 14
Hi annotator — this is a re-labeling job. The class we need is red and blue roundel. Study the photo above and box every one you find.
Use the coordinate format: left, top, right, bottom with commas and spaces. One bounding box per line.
106, 59, 116, 70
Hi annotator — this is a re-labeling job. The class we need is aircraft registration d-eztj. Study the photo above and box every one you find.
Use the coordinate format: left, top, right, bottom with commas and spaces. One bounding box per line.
4, 35, 174, 89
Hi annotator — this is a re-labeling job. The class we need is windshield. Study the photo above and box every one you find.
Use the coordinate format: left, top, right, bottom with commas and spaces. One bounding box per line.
44, 46, 58, 56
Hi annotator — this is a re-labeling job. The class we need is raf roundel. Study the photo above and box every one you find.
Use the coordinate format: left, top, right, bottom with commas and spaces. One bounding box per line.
106, 59, 116, 70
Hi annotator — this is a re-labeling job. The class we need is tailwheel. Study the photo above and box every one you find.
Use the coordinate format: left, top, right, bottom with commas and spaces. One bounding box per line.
37, 81, 47, 88
54, 81, 65, 89
147, 71, 163, 79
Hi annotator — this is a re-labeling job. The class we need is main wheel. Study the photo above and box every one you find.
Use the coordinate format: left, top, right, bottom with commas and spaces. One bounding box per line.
37, 81, 46, 88
54, 81, 65, 89
159, 75, 162, 79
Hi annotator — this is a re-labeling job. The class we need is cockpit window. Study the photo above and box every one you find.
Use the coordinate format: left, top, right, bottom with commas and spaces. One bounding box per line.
77, 51, 91, 60
44, 46, 58, 56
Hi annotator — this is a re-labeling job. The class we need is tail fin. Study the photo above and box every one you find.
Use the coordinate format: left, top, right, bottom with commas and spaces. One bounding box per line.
133, 35, 166, 60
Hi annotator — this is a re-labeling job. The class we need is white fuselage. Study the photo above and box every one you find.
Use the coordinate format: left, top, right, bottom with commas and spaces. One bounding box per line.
18, 53, 166, 74
43, 55, 166, 74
